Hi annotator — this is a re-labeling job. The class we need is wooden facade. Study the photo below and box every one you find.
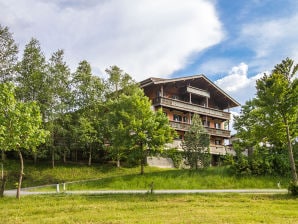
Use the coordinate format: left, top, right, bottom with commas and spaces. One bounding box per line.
140, 75, 240, 164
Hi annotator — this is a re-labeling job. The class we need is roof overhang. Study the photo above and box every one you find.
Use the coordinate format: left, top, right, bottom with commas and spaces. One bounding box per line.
140, 75, 241, 109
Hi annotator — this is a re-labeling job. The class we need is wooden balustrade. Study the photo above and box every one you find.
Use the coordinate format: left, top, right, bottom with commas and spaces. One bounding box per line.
169, 121, 230, 138
154, 97, 230, 120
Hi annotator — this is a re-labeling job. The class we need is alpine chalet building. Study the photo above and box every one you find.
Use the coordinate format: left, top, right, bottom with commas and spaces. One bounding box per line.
140, 75, 240, 165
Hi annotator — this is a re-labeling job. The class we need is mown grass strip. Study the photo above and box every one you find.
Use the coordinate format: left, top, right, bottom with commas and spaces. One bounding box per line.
0, 194, 297, 224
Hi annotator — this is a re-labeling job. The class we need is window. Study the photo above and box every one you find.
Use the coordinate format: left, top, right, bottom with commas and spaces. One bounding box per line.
183, 116, 188, 123
202, 120, 210, 127
215, 140, 221, 145
173, 114, 182, 122
215, 123, 221, 129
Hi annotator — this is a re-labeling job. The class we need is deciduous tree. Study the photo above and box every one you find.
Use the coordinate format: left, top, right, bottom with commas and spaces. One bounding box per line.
72, 61, 105, 165
108, 88, 175, 174
47, 49, 72, 167
255, 58, 298, 183
233, 58, 298, 184
0, 83, 48, 199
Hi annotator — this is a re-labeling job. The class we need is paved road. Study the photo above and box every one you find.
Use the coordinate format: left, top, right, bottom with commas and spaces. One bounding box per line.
4, 188, 288, 197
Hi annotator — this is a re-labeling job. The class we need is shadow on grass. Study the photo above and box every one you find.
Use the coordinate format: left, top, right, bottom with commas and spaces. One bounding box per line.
65, 167, 238, 190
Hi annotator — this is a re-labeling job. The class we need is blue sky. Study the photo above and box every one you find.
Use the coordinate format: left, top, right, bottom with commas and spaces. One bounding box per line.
1, 0, 298, 106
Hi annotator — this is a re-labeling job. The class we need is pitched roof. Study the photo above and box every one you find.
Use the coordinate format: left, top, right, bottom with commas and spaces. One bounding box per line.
140, 74, 240, 108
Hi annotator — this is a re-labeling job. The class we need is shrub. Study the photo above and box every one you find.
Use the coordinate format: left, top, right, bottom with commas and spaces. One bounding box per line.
221, 154, 234, 166
161, 148, 183, 168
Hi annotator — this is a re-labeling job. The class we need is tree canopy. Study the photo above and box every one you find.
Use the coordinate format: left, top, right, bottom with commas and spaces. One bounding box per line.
0, 82, 48, 198
0, 24, 18, 82
0, 23, 177, 176
233, 58, 298, 185
107, 88, 175, 174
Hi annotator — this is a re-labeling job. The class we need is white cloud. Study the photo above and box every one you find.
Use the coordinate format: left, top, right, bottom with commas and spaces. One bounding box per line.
215, 62, 267, 134
0, 0, 224, 81
215, 62, 265, 105
239, 14, 298, 72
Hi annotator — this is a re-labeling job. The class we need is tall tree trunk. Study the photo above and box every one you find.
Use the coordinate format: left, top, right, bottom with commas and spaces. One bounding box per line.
16, 150, 24, 200
1, 150, 5, 161
63, 149, 67, 164
140, 142, 144, 175
117, 149, 120, 167
195, 158, 198, 170
51, 148, 55, 168
117, 158, 120, 168
285, 119, 298, 184
140, 159, 144, 175
88, 147, 92, 166
33, 151, 37, 165
0, 175, 7, 197
75, 149, 77, 162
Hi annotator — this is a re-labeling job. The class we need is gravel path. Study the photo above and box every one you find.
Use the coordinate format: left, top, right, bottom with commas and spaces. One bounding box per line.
4, 188, 288, 197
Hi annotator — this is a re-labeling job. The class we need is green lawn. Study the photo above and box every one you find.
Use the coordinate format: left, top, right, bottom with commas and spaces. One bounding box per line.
3, 160, 290, 191
0, 194, 297, 224
64, 168, 288, 191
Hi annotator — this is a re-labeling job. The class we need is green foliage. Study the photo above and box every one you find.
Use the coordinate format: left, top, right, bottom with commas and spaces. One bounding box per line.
221, 154, 234, 166
182, 114, 210, 169
0, 83, 48, 151
107, 88, 175, 173
16, 38, 49, 112
233, 58, 298, 182
161, 148, 183, 168
0, 24, 18, 82
232, 145, 291, 176
105, 65, 139, 100
0, 82, 48, 198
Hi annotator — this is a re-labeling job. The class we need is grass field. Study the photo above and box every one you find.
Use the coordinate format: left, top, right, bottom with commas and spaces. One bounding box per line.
3, 160, 290, 191
1, 194, 297, 224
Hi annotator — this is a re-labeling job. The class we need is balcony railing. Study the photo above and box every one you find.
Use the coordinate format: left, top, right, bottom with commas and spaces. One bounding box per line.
209, 145, 226, 155
154, 97, 230, 120
166, 140, 228, 155
169, 121, 231, 138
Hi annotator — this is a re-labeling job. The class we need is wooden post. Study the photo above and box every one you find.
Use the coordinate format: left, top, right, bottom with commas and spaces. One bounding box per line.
150, 181, 154, 194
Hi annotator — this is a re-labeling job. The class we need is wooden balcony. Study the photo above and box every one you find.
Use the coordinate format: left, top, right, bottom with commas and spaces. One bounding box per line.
154, 97, 230, 120
166, 140, 228, 155
169, 121, 231, 138
210, 145, 226, 155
